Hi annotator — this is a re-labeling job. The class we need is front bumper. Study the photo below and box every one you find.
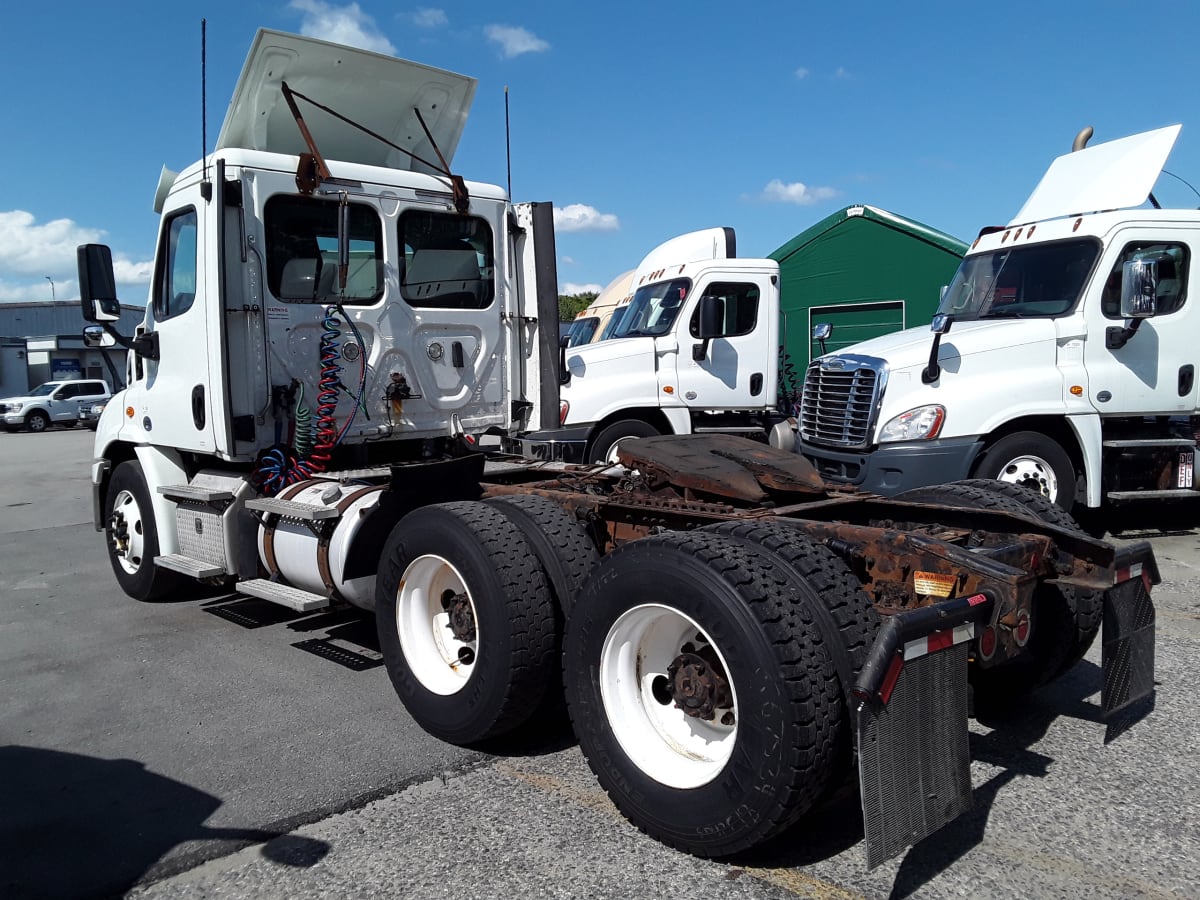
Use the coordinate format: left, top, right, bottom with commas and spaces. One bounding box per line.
503, 423, 592, 463
798, 434, 985, 496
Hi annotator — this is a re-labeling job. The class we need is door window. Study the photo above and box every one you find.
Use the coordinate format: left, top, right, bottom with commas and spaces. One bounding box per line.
154, 209, 198, 320
689, 282, 760, 338
55, 384, 79, 400
1101, 241, 1190, 317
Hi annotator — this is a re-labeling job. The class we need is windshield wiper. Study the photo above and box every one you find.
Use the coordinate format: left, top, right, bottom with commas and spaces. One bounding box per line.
983, 309, 1028, 319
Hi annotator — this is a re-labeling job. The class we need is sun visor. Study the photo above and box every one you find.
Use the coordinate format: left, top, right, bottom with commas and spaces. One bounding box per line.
1010, 124, 1181, 225
216, 29, 477, 175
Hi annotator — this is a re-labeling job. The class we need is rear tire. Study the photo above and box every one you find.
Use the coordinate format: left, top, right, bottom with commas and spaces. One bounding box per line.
896, 480, 1080, 703
564, 531, 841, 857
587, 419, 661, 464
375, 502, 558, 744
953, 479, 1102, 676
104, 461, 182, 601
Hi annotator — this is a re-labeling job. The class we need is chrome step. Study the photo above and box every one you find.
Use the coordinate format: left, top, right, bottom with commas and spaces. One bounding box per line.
245, 497, 341, 521
238, 578, 331, 612
1103, 438, 1196, 449
158, 484, 235, 503
155, 554, 227, 578
1107, 489, 1200, 501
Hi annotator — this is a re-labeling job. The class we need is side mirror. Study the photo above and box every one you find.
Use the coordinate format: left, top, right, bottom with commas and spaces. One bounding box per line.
1120, 257, 1160, 318
930, 313, 953, 334
922, 314, 953, 384
77, 244, 122, 323
82, 325, 116, 348
693, 294, 724, 361
811, 322, 832, 356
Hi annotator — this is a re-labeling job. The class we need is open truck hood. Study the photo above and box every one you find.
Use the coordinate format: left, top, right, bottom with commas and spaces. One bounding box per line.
1010, 124, 1181, 225
216, 28, 477, 175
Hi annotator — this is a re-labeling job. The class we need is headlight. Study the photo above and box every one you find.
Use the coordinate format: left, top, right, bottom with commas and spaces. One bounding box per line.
878, 405, 945, 442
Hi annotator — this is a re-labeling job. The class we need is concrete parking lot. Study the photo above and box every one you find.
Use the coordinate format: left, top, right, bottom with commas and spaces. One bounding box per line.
2, 428, 1198, 899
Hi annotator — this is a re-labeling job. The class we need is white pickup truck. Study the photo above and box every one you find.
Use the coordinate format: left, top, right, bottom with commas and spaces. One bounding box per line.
1, 379, 112, 433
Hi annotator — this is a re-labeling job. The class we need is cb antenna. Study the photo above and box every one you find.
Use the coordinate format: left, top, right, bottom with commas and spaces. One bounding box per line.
504, 85, 512, 199
200, 18, 212, 201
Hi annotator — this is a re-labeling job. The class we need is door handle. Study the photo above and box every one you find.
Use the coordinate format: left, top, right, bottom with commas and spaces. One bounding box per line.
750, 373, 763, 396
1180, 365, 1195, 397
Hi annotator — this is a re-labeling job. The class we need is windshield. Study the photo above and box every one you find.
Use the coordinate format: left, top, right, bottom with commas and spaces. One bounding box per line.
612, 278, 690, 338
937, 238, 1101, 321
599, 305, 629, 340
567, 317, 599, 347
28, 383, 58, 397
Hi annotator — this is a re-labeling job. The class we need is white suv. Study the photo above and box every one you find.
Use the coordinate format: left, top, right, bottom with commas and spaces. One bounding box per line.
1, 380, 112, 433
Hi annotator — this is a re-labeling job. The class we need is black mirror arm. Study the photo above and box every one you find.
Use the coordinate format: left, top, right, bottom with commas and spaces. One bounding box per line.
692, 339, 710, 362
101, 323, 160, 361
921, 332, 945, 384
558, 336, 571, 385
1106, 318, 1143, 350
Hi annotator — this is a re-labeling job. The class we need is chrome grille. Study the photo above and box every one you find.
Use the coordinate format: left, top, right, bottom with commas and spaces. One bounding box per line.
799, 358, 883, 449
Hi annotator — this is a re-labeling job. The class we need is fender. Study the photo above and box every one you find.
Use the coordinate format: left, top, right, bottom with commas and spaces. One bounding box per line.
133, 444, 188, 557
1065, 412, 1103, 508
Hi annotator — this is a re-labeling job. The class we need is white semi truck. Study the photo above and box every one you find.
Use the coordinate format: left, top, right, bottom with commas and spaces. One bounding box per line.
798, 125, 1199, 514
82, 30, 1158, 869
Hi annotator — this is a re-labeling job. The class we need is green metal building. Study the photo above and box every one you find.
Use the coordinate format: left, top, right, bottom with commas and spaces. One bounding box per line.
769, 204, 967, 380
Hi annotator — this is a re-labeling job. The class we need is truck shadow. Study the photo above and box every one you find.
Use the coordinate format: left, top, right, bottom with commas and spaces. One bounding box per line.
0, 745, 329, 900
731, 660, 1110, 887
1093, 501, 1200, 538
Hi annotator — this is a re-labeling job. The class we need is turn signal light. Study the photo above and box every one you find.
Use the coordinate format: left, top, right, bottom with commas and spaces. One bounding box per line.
1070, 385, 1083, 396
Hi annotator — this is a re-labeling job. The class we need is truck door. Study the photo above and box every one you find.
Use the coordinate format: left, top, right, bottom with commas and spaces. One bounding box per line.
133, 195, 220, 452
1084, 232, 1197, 414
671, 276, 777, 410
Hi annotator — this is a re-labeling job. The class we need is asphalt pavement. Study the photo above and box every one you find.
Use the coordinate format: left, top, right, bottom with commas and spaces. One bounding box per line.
2, 427, 1198, 899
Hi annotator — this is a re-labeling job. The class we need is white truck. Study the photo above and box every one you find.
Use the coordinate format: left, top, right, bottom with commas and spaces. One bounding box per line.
82, 30, 1158, 870
798, 125, 1198, 514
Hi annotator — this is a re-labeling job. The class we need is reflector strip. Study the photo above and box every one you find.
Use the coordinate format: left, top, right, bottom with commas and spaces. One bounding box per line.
1116, 563, 1144, 583
903, 623, 974, 661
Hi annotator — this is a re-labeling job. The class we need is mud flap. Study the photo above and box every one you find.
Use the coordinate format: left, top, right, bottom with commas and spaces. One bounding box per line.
1102, 562, 1156, 743
857, 643, 972, 869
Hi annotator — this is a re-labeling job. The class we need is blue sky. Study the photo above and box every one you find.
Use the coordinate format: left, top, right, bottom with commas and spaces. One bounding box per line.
3, 1, 1200, 304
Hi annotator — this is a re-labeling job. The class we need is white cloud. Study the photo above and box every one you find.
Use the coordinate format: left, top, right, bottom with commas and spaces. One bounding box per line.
561, 255, 576, 265
553, 204, 619, 233
794, 66, 809, 79
484, 24, 550, 59
413, 8, 447, 28
0, 210, 102, 276
0, 210, 153, 303
834, 66, 850, 80
752, 180, 840, 206
289, 0, 396, 55
561, 282, 602, 296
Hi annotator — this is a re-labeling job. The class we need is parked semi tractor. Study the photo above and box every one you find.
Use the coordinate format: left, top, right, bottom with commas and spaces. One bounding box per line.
799, 125, 1199, 514
521, 206, 965, 463
82, 30, 1157, 869
564, 269, 635, 347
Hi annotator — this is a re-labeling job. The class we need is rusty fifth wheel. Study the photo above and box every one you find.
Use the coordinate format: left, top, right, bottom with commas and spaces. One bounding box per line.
375, 502, 557, 744
564, 531, 842, 857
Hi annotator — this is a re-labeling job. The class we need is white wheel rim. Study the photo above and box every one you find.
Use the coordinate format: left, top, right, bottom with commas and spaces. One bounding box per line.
600, 604, 738, 789
605, 436, 638, 464
996, 454, 1058, 501
110, 489, 146, 575
395, 554, 479, 695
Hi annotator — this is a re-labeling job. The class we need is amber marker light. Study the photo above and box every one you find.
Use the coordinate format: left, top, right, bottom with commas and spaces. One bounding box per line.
126, 407, 135, 418
1070, 385, 1083, 396
663, 386, 675, 394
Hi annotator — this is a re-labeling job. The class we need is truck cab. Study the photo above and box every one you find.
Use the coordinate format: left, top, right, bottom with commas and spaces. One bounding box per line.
519, 227, 782, 462
798, 125, 1199, 511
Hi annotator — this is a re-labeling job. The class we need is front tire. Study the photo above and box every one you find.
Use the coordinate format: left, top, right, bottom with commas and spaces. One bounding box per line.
564, 531, 842, 857
971, 431, 1076, 511
375, 502, 558, 744
104, 461, 181, 601
25, 410, 49, 433
587, 419, 661, 464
